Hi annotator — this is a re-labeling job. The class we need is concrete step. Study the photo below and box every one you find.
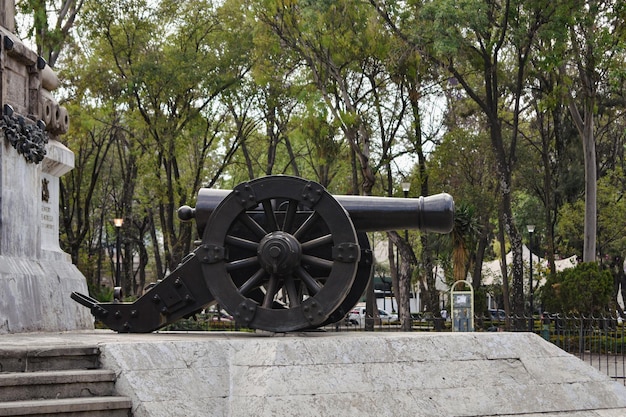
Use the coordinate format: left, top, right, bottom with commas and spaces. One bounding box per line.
0, 396, 132, 417
0, 369, 117, 401
0, 345, 100, 372
0, 344, 132, 416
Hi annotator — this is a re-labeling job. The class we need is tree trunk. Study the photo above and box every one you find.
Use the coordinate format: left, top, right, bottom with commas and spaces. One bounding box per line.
388, 237, 399, 316
497, 212, 511, 317
388, 231, 416, 331
492, 124, 524, 314
472, 234, 488, 291
582, 105, 597, 262
568, 97, 597, 262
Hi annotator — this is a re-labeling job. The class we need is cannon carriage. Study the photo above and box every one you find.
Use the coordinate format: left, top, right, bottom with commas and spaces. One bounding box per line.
72, 175, 454, 333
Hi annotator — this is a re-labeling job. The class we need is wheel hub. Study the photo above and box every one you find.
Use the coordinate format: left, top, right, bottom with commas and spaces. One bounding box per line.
257, 231, 302, 275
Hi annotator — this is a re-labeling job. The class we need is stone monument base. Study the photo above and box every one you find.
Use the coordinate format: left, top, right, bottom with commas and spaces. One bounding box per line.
0, 256, 93, 333
92, 331, 626, 417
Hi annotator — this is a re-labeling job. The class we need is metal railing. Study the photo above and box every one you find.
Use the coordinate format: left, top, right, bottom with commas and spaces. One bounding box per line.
532, 313, 626, 385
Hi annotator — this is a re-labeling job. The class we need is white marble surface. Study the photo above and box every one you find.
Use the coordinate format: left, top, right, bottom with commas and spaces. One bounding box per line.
0, 132, 91, 333
0, 256, 93, 333
94, 332, 626, 417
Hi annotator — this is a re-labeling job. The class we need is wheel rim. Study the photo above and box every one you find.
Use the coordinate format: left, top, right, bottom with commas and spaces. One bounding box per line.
321, 232, 373, 326
200, 176, 360, 332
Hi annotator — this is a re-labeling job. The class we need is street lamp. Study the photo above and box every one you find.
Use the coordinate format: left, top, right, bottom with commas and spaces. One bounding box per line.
113, 218, 124, 293
527, 224, 535, 332
401, 181, 411, 198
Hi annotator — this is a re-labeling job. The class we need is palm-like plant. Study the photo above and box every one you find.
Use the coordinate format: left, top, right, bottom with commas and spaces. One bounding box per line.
451, 203, 480, 282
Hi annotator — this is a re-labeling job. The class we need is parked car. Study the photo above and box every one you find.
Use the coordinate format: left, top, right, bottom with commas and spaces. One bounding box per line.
488, 309, 506, 321
204, 308, 234, 322
411, 311, 435, 322
347, 307, 398, 326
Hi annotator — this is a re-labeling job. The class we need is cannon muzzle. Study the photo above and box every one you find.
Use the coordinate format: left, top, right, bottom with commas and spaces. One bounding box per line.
182, 187, 454, 236
333, 193, 454, 233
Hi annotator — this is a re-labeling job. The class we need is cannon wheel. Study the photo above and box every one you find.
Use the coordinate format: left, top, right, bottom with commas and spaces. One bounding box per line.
200, 176, 360, 332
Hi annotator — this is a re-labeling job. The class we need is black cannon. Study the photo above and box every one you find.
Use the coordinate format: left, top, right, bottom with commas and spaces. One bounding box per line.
72, 175, 454, 333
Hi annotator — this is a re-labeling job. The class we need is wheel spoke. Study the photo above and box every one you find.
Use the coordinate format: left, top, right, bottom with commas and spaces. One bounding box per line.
301, 234, 333, 251
225, 235, 259, 251
238, 268, 267, 295
226, 256, 259, 271
284, 275, 301, 307
262, 200, 279, 232
293, 211, 320, 240
301, 254, 334, 271
237, 212, 268, 239
295, 266, 322, 295
282, 199, 298, 232
262, 274, 281, 309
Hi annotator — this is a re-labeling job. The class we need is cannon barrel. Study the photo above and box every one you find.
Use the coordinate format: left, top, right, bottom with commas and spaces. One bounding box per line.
183, 188, 454, 236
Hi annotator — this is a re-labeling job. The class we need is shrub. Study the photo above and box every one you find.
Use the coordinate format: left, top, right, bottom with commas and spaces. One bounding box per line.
541, 262, 613, 315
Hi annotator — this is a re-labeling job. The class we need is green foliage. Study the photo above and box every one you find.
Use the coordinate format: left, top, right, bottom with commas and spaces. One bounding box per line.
556, 166, 626, 259
473, 286, 488, 316
450, 203, 480, 280
88, 283, 114, 303
596, 167, 626, 257
512, 191, 544, 235
555, 199, 584, 259
541, 262, 613, 315
14, 0, 626, 307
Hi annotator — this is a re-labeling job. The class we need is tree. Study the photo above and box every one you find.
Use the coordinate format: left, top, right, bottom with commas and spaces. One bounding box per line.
521, 39, 582, 279
371, 0, 557, 314
256, 0, 384, 195
451, 203, 480, 282
429, 111, 499, 303
563, 0, 626, 262
80, 0, 252, 275
557, 167, 626, 260
16, 0, 84, 67
256, 0, 424, 329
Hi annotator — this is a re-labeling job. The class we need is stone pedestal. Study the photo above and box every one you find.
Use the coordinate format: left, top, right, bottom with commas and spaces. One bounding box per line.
0, 134, 93, 333
93, 332, 626, 417
0, 9, 92, 333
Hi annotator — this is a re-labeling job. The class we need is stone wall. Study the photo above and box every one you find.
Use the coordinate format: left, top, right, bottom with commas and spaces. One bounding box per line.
97, 332, 626, 417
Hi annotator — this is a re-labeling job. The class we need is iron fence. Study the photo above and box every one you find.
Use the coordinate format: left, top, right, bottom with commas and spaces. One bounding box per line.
531, 313, 626, 386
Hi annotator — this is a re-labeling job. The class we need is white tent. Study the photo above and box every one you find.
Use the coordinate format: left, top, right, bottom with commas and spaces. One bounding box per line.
482, 245, 578, 287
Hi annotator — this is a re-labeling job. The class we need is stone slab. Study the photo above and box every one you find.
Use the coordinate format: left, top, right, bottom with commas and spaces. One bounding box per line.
1, 331, 624, 416
0, 256, 93, 333
91, 332, 626, 417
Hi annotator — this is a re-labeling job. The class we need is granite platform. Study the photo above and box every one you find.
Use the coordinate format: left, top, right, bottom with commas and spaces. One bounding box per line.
0, 331, 625, 417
